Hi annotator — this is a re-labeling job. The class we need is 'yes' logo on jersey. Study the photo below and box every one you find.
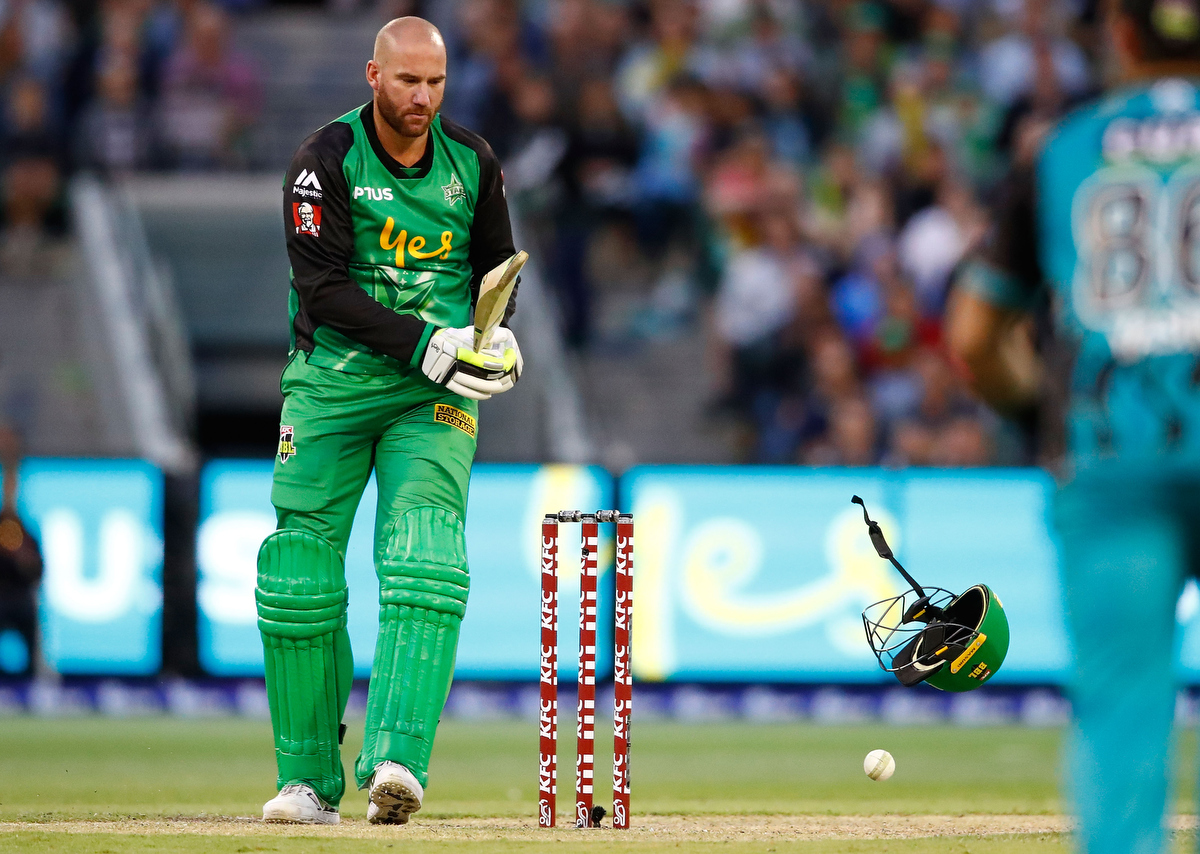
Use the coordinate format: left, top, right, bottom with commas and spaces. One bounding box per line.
293, 169, 323, 199
293, 202, 321, 237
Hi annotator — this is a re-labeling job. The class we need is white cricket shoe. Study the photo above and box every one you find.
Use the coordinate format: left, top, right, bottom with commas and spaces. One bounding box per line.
366, 761, 424, 825
262, 783, 340, 824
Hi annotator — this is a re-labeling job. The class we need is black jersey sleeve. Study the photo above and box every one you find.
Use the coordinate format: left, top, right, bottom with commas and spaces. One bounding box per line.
285, 122, 431, 366
954, 166, 1043, 311
441, 119, 519, 324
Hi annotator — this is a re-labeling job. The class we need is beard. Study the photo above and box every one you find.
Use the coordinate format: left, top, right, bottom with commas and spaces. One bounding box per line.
376, 87, 436, 138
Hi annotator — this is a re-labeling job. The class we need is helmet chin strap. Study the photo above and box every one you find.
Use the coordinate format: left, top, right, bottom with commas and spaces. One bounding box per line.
851, 496, 926, 598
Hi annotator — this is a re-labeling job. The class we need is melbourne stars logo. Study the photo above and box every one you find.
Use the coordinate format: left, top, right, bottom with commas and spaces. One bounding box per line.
442, 173, 466, 206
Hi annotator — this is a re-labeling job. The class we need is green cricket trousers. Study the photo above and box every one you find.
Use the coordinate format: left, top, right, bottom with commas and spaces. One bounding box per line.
257, 352, 479, 806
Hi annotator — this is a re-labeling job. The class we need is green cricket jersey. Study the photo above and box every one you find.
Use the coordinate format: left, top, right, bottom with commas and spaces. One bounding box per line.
283, 105, 516, 374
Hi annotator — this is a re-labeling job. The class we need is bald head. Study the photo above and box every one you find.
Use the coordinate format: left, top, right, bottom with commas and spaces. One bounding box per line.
374, 17, 445, 63
367, 17, 447, 143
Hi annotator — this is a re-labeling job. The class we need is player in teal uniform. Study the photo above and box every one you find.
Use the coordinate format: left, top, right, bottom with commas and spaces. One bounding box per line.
949, 2, 1200, 852
257, 17, 523, 826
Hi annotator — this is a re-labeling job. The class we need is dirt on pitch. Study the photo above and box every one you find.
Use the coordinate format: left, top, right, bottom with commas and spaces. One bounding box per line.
5, 814, 1182, 842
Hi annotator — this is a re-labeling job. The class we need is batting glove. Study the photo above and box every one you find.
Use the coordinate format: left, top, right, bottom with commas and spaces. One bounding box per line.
421, 325, 523, 400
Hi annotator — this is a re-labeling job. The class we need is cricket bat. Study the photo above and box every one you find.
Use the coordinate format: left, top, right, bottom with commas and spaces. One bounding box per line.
473, 250, 528, 352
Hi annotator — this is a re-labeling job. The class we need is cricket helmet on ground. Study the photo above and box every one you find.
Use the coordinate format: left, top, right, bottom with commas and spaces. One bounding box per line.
853, 496, 1010, 692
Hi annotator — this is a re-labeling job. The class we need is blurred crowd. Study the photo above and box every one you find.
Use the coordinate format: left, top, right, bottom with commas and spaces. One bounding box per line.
0, 0, 261, 269
429, 0, 1103, 465
2, 0, 1105, 466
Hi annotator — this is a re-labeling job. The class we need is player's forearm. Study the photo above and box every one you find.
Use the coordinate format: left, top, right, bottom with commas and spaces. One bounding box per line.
294, 275, 432, 366
946, 289, 1041, 412
956, 344, 1041, 412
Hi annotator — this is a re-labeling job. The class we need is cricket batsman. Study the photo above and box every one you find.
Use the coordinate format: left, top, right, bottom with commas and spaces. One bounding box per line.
258, 17, 522, 825
947, 2, 1200, 851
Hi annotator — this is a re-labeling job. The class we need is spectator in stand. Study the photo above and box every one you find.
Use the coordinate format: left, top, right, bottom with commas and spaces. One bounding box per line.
0, 0, 71, 86
798, 329, 864, 457
551, 75, 639, 347
930, 414, 990, 466
817, 395, 880, 466
806, 141, 861, 257
725, 4, 811, 93
142, 0, 205, 101
836, 2, 890, 138
883, 349, 990, 466
0, 425, 43, 679
760, 67, 814, 168
616, 0, 700, 123
469, 1, 535, 159
897, 176, 985, 315
76, 53, 155, 173
978, 0, 1091, 108
629, 73, 709, 267
158, 1, 260, 169
706, 130, 800, 250
712, 208, 816, 429
860, 273, 941, 422
1, 75, 61, 273
499, 73, 565, 195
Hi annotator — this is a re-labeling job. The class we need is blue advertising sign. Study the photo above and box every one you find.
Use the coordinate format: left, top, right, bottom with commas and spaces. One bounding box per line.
197, 463, 613, 678
622, 467, 1071, 684
18, 459, 1200, 685
16, 460, 163, 674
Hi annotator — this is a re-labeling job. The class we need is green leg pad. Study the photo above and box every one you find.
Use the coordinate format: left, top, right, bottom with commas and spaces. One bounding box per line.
257, 529, 351, 807
356, 506, 470, 790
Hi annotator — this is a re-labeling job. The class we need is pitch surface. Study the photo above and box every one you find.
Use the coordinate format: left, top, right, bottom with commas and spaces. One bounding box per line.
0, 717, 1195, 852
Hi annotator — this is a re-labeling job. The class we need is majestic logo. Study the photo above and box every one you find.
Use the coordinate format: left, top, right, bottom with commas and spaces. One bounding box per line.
277, 425, 296, 463
442, 173, 466, 206
293, 202, 321, 236
353, 186, 394, 201
434, 403, 476, 437
292, 169, 322, 199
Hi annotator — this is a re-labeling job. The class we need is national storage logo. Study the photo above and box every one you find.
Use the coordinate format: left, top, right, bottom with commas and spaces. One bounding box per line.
434, 403, 476, 437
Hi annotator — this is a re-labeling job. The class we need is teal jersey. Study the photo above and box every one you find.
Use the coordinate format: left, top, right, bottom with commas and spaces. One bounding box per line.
962, 79, 1200, 472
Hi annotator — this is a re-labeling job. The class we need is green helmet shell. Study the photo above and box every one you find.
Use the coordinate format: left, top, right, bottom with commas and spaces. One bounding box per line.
924, 585, 1010, 692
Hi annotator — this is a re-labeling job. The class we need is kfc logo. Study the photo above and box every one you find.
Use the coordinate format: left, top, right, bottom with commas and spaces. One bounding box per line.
293, 202, 321, 236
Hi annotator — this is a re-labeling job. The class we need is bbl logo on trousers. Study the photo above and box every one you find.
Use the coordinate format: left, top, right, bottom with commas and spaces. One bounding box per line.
278, 425, 296, 463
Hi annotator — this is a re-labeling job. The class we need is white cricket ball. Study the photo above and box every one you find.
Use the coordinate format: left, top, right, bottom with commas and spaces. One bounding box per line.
863, 749, 895, 782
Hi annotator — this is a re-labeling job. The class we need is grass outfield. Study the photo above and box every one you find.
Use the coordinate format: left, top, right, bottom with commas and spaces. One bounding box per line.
0, 717, 1196, 852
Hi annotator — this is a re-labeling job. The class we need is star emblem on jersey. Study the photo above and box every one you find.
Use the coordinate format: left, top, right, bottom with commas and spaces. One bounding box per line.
293, 169, 323, 199
442, 174, 466, 206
